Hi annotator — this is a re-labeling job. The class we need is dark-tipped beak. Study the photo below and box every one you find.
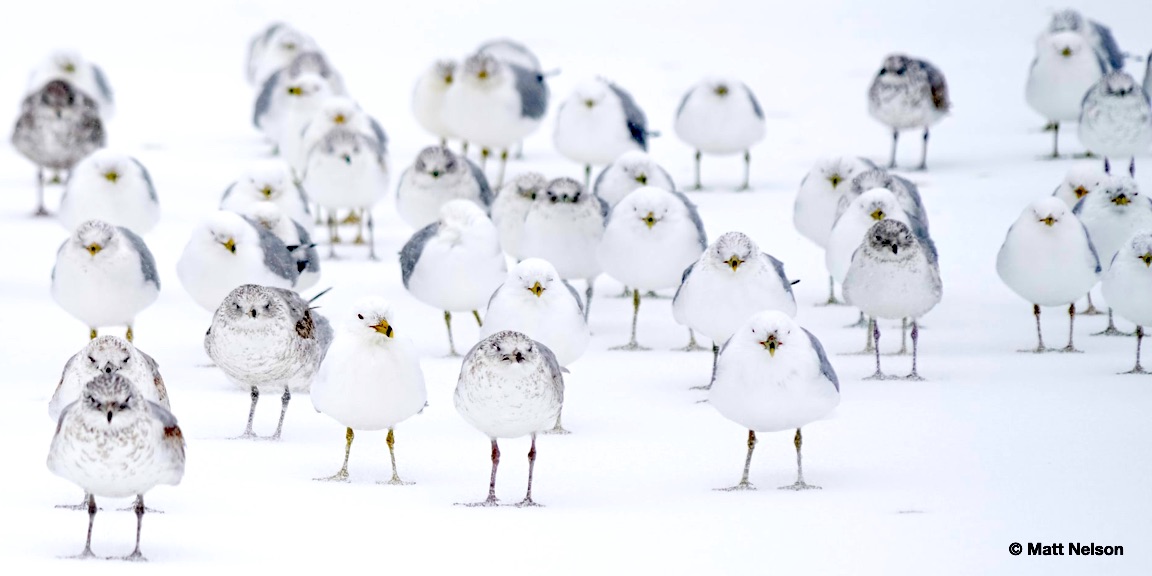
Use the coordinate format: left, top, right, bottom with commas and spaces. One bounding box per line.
372, 321, 394, 337
829, 174, 843, 188
1074, 186, 1089, 199
636, 174, 647, 185
584, 99, 595, 108
643, 212, 656, 229
726, 257, 742, 272
86, 244, 102, 256
102, 362, 115, 374
1143, 253, 1152, 267
715, 85, 729, 96
761, 335, 779, 357
342, 154, 352, 164
1041, 216, 1056, 226
478, 70, 488, 79
261, 186, 273, 198
333, 114, 346, 124
530, 281, 544, 297
891, 244, 899, 255
431, 170, 441, 178
223, 238, 237, 253
870, 209, 885, 221
106, 410, 113, 423
1113, 195, 1130, 206
1061, 47, 1072, 57
104, 171, 119, 183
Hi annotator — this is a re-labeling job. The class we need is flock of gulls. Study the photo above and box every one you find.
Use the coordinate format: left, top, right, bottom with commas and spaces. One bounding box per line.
7, 7, 1152, 561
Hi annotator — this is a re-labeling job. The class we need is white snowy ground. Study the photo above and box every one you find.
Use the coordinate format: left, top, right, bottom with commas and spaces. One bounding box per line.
1, 0, 1150, 573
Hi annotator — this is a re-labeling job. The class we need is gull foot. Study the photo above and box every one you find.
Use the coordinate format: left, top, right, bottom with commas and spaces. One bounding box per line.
314, 470, 349, 482
896, 373, 925, 381
689, 383, 712, 391
816, 298, 845, 307
56, 501, 101, 512
675, 343, 709, 352
839, 348, 876, 356
230, 431, 259, 440
1058, 346, 1083, 354
33, 207, 51, 217
1092, 326, 1133, 337
114, 551, 147, 562
340, 212, 362, 225
352, 235, 365, 245
65, 549, 97, 560
609, 342, 651, 351
543, 426, 571, 435
1120, 366, 1149, 375
1078, 306, 1104, 316
456, 497, 500, 508
715, 482, 756, 492
862, 371, 892, 381
117, 505, 162, 513
778, 481, 822, 491
378, 477, 414, 486
512, 498, 543, 508
1017, 347, 1056, 354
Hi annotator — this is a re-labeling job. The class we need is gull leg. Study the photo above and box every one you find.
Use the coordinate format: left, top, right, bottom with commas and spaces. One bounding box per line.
1019, 304, 1049, 353
692, 151, 702, 190
367, 210, 378, 260
1051, 122, 1060, 158
583, 278, 595, 321
495, 149, 508, 189
458, 439, 500, 506
716, 430, 756, 491
35, 167, 49, 216
68, 493, 98, 559
614, 286, 633, 298
327, 214, 341, 256
1121, 326, 1148, 374
353, 209, 365, 244
315, 427, 354, 481
676, 328, 709, 352
901, 320, 925, 381
461, 141, 469, 155
779, 428, 821, 490
545, 406, 570, 435
1060, 303, 1082, 353
440, 137, 447, 148
514, 140, 524, 159
444, 311, 459, 357
819, 275, 843, 306
1042, 121, 1057, 131
610, 289, 649, 350
480, 148, 490, 171
584, 165, 591, 190
1080, 292, 1102, 315
690, 343, 720, 391
863, 318, 888, 380
888, 130, 899, 169
314, 205, 323, 225
234, 387, 259, 439
738, 150, 751, 191
842, 314, 876, 356
269, 387, 290, 440
381, 428, 413, 485
89, 328, 98, 340
472, 309, 483, 328
846, 309, 869, 328
1092, 308, 1132, 336
514, 434, 542, 507
917, 127, 929, 170
117, 495, 146, 561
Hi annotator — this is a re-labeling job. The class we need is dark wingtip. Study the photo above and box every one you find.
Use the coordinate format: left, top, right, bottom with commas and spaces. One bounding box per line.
308, 287, 334, 303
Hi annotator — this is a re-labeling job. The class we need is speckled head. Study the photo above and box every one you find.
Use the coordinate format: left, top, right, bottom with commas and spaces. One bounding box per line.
219, 284, 288, 326
710, 232, 757, 271
543, 177, 586, 204
1101, 71, 1140, 97
1048, 8, 1085, 33
1098, 173, 1140, 208
318, 96, 359, 126
462, 52, 501, 85
434, 60, 456, 85
866, 219, 916, 260
73, 220, 118, 257
850, 169, 897, 196
80, 336, 135, 376
615, 151, 660, 185
285, 72, 328, 98
878, 54, 912, 78
40, 79, 78, 109
243, 162, 293, 200
851, 188, 901, 222
480, 330, 537, 366
505, 172, 547, 201
1126, 232, 1152, 267
320, 128, 365, 162
287, 51, 331, 79
413, 146, 461, 179
79, 373, 144, 425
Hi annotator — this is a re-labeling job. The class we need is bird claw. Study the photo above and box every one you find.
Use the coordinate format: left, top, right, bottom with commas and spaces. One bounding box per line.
862, 371, 892, 381
1017, 347, 1056, 354
1092, 327, 1133, 337
65, 548, 97, 560
778, 481, 822, 491
1058, 346, 1083, 354
33, 207, 51, 217
896, 373, 925, 381
674, 343, 710, 352
543, 425, 571, 435
456, 497, 500, 507
116, 505, 162, 514
314, 470, 350, 482
55, 501, 100, 512
609, 343, 650, 351
689, 383, 712, 391
714, 482, 755, 492
230, 431, 259, 440
1078, 306, 1103, 316
1120, 365, 1149, 375
113, 551, 147, 562
816, 298, 845, 307
511, 498, 543, 508
378, 477, 414, 486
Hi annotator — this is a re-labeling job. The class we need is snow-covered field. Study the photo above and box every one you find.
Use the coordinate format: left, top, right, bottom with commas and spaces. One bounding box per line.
1, 0, 1150, 573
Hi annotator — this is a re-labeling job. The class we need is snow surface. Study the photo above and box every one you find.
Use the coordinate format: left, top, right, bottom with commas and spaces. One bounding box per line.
1, 0, 1150, 574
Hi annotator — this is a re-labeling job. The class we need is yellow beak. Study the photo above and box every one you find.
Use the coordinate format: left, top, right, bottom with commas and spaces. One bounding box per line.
1074, 186, 1089, 199
1114, 195, 1131, 206
725, 257, 743, 272
62, 63, 76, 73
260, 186, 273, 198
478, 70, 488, 79
584, 99, 595, 108
1142, 253, 1152, 267
372, 320, 394, 337
643, 212, 656, 229
86, 243, 102, 256
223, 238, 236, 253
443, 74, 453, 84
103, 171, 119, 183
636, 174, 647, 185
1061, 47, 1072, 57
1040, 216, 1056, 226
530, 281, 544, 297
761, 335, 779, 357
870, 209, 885, 221
333, 114, 346, 124
287, 86, 302, 96
828, 174, 843, 188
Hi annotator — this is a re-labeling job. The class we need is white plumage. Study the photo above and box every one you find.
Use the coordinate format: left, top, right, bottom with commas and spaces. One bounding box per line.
673, 232, 797, 346
220, 161, 312, 226
553, 78, 650, 180
411, 60, 457, 144
520, 178, 607, 305
176, 211, 299, 312
248, 26, 318, 88
491, 172, 546, 260
51, 220, 159, 339
825, 188, 912, 286
396, 146, 492, 230
481, 259, 590, 367
58, 150, 159, 235
443, 53, 545, 151
599, 186, 706, 292
26, 49, 114, 117
1026, 31, 1106, 156
1102, 232, 1152, 372
793, 156, 878, 249
289, 96, 386, 179
674, 77, 765, 189
1074, 173, 1152, 270
592, 151, 676, 208
1052, 164, 1108, 208
48, 336, 170, 422
1078, 71, 1152, 160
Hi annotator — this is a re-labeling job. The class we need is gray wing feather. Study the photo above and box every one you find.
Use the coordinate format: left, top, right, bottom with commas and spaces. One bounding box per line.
368, 116, 389, 159
918, 59, 951, 112
657, 165, 677, 191
607, 81, 649, 150
294, 181, 312, 215
674, 87, 693, 120
92, 64, 113, 104
147, 400, 179, 429
245, 217, 299, 282
485, 283, 505, 312
1090, 21, 1125, 70
510, 64, 548, 120
400, 222, 441, 288
533, 340, 566, 404
892, 174, 930, 230
802, 328, 840, 392
592, 165, 610, 196
1080, 220, 1102, 274
292, 219, 321, 275
672, 261, 696, 303
130, 157, 157, 201
762, 252, 794, 297
1072, 197, 1086, 215
221, 181, 237, 202
671, 191, 707, 249
118, 226, 160, 289
596, 196, 611, 222
561, 280, 585, 315
916, 229, 940, 267
465, 159, 494, 207
253, 70, 281, 128
741, 83, 764, 119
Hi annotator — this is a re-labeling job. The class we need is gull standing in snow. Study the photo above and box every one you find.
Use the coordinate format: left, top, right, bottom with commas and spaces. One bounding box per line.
868, 54, 951, 170
10, 79, 105, 216
47, 373, 185, 561
709, 311, 839, 491
220, 161, 312, 226
400, 200, 507, 356
58, 150, 159, 235
592, 151, 676, 208
396, 146, 492, 230
1026, 31, 1106, 157
996, 198, 1101, 352
454, 331, 564, 507
673, 231, 797, 378
176, 211, 298, 313
303, 127, 389, 259
247, 25, 318, 88
205, 284, 333, 439
241, 203, 320, 291
255, 66, 340, 151
288, 96, 388, 180
1074, 168, 1152, 336
50, 336, 170, 423
1102, 231, 1152, 373
554, 78, 654, 188
674, 77, 766, 190
1078, 71, 1152, 170
598, 186, 707, 350
520, 177, 609, 319
1042, 9, 1126, 73
481, 259, 589, 434
26, 50, 114, 116
793, 156, 877, 304
254, 50, 343, 132
412, 59, 457, 147
491, 172, 547, 260
843, 220, 942, 380
443, 51, 549, 187
826, 188, 924, 301
51, 220, 159, 342
312, 298, 427, 483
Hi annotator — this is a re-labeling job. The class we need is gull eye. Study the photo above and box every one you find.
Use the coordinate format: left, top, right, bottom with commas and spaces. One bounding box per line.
88, 356, 96, 363
86, 395, 97, 404
234, 303, 242, 311
357, 314, 364, 320
122, 356, 130, 364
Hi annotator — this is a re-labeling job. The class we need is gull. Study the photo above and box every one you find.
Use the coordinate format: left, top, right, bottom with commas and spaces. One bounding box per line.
868, 54, 951, 170
302, 126, 389, 259
240, 203, 320, 291
674, 77, 766, 190
26, 49, 114, 116
1101, 231, 1152, 373
554, 78, 653, 187
412, 59, 457, 146
592, 151, 676, 208
1078, 71, 1152, 170
58, 149, 159, 235
220, 161, 312, 226
1026, 31, 1106, 157
491, 172, 547, 260
396, 145, 492, 230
